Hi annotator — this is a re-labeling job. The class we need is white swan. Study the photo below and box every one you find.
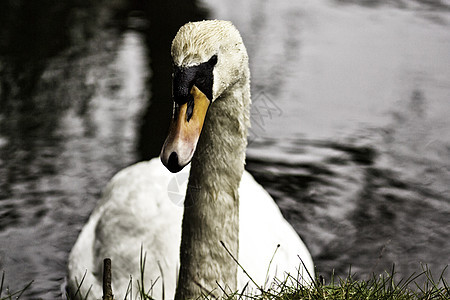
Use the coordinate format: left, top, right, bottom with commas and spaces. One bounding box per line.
68, 20, 314, 300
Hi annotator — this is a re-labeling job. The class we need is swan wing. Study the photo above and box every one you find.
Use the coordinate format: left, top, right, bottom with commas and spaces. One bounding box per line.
68, 159, 183, 300
238, 170, 314, 292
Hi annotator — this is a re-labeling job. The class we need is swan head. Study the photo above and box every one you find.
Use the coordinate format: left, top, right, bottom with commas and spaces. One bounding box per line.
161, 20, 249, 173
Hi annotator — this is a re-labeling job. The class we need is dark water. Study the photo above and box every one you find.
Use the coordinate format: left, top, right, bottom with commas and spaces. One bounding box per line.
0, 0, 449, 298
0, 2, 144, 298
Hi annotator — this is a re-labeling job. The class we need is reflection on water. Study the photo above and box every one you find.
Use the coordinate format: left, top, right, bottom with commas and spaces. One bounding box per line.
0, 0, 449, 298
0, 1, 147, 297
246, 99, 450, 281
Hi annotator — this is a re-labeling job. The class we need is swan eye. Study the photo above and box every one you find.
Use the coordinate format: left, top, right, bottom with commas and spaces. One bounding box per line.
196, 76, 206, 85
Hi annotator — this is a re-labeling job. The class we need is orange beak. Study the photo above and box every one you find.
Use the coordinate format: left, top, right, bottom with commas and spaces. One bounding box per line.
161, 85, 211, 172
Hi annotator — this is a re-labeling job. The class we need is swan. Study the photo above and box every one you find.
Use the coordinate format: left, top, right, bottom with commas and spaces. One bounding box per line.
68, 20, 314, 300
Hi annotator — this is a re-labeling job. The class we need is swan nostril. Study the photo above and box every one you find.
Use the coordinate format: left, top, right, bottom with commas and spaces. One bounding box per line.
167, 152, 182, 173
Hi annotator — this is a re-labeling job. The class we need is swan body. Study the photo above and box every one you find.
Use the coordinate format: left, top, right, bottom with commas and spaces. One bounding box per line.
68, 20, 314, 299
68, 159, 313, 299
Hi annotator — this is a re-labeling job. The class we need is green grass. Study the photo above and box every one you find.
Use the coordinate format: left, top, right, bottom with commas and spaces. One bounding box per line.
2, 261, 448, 300
129, 249, 449, 300
236, 265, 449, 300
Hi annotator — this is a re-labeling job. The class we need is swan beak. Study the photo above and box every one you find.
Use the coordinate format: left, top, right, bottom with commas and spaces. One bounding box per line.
161, 85, 211, 173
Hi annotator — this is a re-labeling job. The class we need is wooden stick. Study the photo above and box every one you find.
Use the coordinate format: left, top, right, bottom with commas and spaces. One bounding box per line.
103, 258, 114, 300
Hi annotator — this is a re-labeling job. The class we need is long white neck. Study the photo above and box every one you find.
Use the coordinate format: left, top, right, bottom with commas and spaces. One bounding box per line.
175, 75, 251, 299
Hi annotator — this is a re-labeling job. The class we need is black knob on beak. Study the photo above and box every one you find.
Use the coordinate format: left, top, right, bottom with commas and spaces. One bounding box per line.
167, 152, 183, 173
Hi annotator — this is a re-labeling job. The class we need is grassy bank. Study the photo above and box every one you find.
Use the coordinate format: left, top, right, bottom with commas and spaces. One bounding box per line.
2, 263, 448, 300
244, 265, 449, 300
